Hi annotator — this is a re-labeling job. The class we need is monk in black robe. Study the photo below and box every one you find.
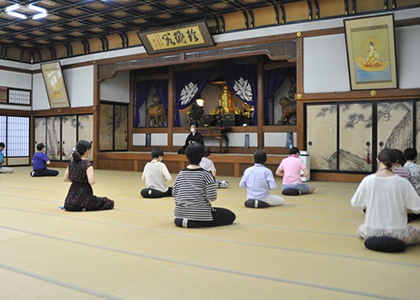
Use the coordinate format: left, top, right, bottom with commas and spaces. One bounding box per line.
178, 124, 204, 154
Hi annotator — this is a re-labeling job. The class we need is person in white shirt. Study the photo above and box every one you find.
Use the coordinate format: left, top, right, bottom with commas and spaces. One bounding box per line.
199, 147, 229, 188
351, 149, 420, 245
240, 149, 285, 208
141, 147, 172, 198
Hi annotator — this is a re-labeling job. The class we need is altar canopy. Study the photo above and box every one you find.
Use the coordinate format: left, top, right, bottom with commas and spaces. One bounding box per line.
135, 80, 168, 127
222, 64, 258, 125
174, 68, 213, 126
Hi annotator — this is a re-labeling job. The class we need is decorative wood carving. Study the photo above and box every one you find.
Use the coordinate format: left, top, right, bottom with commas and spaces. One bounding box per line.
98, 40, 296, 81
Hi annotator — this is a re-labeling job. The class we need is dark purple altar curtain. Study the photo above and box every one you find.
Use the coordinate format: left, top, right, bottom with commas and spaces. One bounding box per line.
174, 68, 213, 127
135, 81, 151, 127
222, 64, 258, 125
264, 68, 289, 124
153, 80, 168, 109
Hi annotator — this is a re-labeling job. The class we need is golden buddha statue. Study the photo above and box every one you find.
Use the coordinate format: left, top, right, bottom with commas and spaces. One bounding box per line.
210, 81, 241, 116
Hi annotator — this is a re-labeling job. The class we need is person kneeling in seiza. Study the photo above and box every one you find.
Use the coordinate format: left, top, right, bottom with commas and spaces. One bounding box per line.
141, 147, 172, 198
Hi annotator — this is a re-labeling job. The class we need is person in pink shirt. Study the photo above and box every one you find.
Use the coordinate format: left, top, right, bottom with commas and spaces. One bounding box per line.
275, 147, 315, 194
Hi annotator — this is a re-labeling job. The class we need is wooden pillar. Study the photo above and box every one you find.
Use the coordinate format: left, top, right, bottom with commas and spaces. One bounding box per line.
29, 115, 34, 166
257, 59, 264, 149
234, 163, 240, 177
128, 71, 134, 151
295, 36, 304, 150
167, 67, 174, 147
92, 62, 99, 168
296, 100, 304, 149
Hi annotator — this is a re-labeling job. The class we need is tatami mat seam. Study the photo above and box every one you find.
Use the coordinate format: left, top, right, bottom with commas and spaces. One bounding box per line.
0, 262, 125, 300
0, 224, 412, 300
0, 208, 418, 270
0, 191, 363, 223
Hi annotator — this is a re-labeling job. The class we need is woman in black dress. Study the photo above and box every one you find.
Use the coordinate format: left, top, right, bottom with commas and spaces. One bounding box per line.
63, 140, 114, 211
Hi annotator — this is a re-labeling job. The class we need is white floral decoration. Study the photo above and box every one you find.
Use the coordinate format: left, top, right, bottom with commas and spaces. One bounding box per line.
233, 77, 253, 102
180, 82, 198, 106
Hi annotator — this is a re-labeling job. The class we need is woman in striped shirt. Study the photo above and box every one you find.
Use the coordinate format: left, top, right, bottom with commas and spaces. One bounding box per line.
173, 143, 236, 228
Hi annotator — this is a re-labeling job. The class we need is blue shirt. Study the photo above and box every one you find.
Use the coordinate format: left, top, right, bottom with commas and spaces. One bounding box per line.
32, 152, 49, 170
0, 150, 3, 169
239, 164, 277, 201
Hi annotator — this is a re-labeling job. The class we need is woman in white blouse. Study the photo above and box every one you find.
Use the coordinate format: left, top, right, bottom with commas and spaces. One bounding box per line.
351, 149, 420, 245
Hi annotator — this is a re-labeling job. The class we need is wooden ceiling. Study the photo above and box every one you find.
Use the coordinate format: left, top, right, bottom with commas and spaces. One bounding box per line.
0, 0, 297, 51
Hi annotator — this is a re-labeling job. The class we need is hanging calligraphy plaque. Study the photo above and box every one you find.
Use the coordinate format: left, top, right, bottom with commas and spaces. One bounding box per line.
138, 21, 215, 55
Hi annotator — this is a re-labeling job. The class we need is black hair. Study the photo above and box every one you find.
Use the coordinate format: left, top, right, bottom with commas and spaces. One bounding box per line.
73, 140, 91, 163
36, 143, 45, 151
254, 149, 267, 164
185, 143, 205, 165
404, 148, 417, 161
289, 147, 300, 155
377, 149, 398, 169
203, 146, 211, 158
151, 147, 164, 159
393, 149, 406, 166
0, 142, 5, 148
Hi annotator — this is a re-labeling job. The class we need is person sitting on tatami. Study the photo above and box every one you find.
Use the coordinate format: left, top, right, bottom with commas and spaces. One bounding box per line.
240, 149, 285, 208
140, 147, 172, 198
30, 143, 59, 177
200, 146, 229, 188
63, 140, 114, 211
177, 124, 204, 155
0, 142, 13, 174
276, 147, 315, 195
404, 148, 420, 194
393, 149, 418, 194
351, 149, 420, 246
173, 143, 235, 228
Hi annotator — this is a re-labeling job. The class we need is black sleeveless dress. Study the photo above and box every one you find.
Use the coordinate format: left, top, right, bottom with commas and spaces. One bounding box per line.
64, 160, 114, 211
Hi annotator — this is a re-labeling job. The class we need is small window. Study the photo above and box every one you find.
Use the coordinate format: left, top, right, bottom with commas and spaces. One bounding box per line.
8, 89, 31, 106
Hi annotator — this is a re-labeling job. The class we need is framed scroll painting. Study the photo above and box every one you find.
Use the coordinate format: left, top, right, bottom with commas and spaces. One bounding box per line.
41, 62, 70, 108
344, 14, 398, 90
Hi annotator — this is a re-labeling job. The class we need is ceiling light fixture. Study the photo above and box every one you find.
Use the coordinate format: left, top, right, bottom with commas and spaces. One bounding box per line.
5, 3, 48, 20
5, 4, 27, 19
28, 4, 48, 20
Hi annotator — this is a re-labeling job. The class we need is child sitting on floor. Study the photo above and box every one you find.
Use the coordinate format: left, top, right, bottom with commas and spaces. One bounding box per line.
173, 143, 235, 228
199, 147, 229, 188
30, 143, 59, 177
239, 149, 285, 208
275, 147, 315, 194
404, 148, 420, 194
63, 140, 114, 211
141, 147, 172, 198
351, 149, 420, 246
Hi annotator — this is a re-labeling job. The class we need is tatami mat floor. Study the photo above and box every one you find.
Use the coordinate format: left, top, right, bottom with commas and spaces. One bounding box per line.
0, 167, 419, 300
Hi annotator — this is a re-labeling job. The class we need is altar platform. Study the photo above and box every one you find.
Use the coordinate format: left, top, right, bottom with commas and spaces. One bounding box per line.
96, 151, 287, 177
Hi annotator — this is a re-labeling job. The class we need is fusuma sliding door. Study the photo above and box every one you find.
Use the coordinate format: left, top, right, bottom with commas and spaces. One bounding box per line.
306, 104, 337, 170
339, 103, 373, 172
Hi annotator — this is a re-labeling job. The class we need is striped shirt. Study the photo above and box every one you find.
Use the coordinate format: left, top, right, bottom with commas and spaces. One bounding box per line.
404, 162, 420, 194
173, 167, 217, 221
394, 167, 417, 192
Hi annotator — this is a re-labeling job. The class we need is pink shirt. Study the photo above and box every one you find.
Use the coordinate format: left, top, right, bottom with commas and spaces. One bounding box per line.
278, 155, 306, 185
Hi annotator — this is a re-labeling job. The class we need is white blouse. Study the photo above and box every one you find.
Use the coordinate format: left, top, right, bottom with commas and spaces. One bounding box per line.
351, 174, 420, 237
141, 161, 172, 192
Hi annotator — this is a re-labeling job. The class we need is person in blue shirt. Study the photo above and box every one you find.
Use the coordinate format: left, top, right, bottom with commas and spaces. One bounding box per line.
30, 143, 59, 177
0, 142, 13, 174
239, 149, 285, 208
